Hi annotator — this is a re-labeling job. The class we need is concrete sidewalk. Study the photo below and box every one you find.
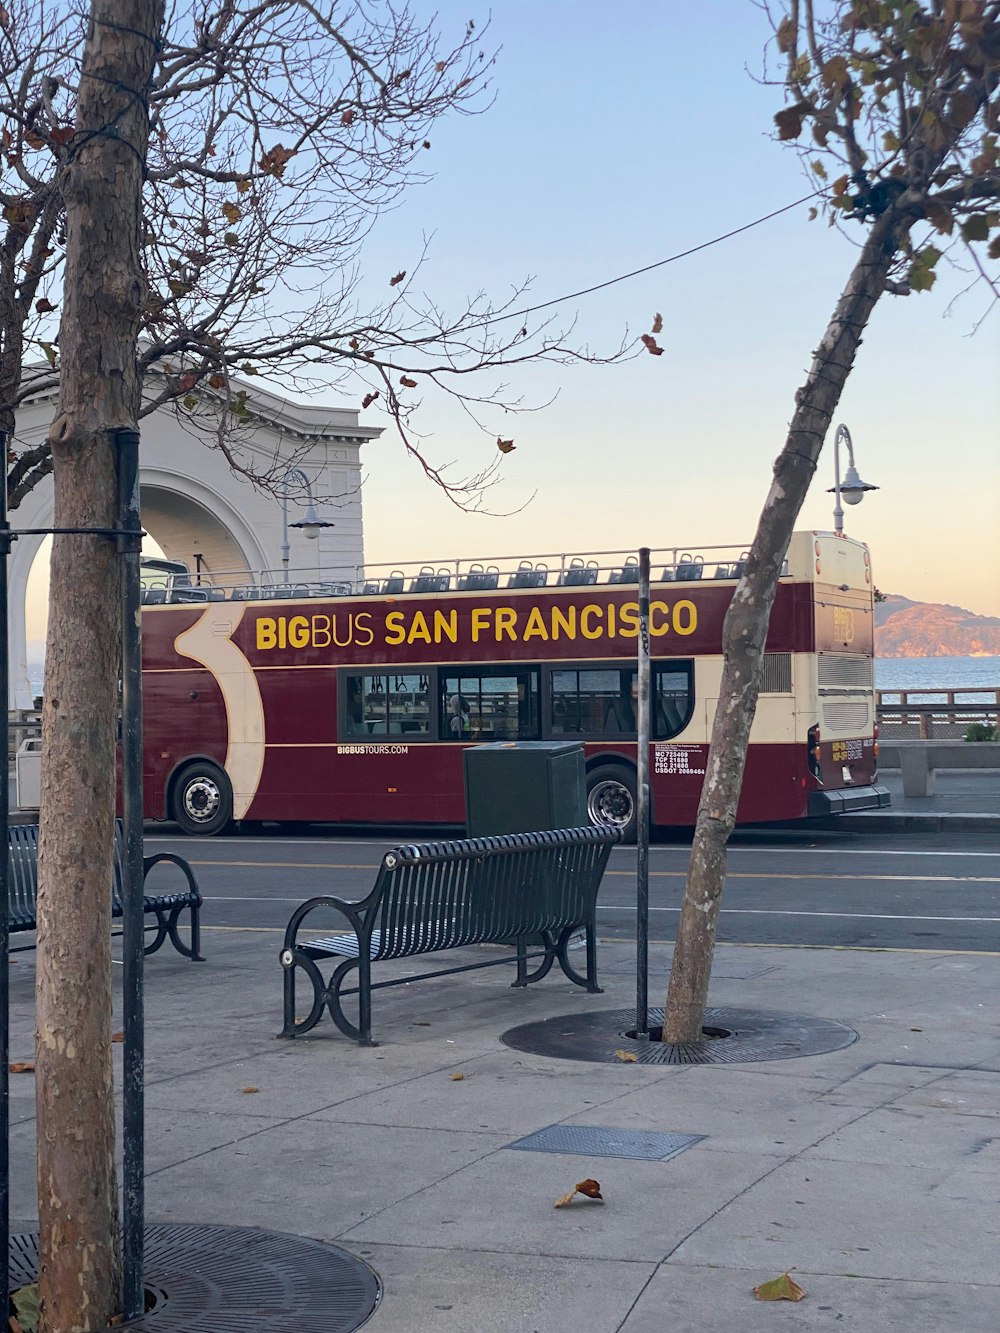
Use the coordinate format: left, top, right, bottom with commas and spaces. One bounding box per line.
836, 767, 1000, 830
8, 920, 1000, 1331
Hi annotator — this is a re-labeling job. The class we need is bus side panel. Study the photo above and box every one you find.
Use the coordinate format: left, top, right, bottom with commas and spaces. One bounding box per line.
646, 743, 810, 825
142, 668, 229, 818
245, 744, 465, 824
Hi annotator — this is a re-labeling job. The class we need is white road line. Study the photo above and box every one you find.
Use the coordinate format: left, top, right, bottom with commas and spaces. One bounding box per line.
596, 905, 1000, 923
143, 837, 1000, 859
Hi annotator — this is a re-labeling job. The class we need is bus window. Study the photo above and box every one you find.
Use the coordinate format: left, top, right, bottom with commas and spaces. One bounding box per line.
344, 673, 429, 736
551, 668, 637, 737
653, 663, 694, 738
440, 669, 539, 742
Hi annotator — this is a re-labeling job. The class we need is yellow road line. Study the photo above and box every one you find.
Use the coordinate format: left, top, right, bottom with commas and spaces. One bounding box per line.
183, 860, 1000, 884
606, 870, 1000, 884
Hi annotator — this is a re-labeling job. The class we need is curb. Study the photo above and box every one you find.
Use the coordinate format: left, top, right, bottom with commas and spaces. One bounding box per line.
833, 811, 1000, 832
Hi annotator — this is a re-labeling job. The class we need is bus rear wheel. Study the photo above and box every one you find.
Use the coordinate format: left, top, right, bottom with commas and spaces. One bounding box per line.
586, 764, 638, 844
171, 761, 233, 837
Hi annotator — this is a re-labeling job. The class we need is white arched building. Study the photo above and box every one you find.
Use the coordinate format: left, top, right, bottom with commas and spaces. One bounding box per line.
9, 375, 382, 707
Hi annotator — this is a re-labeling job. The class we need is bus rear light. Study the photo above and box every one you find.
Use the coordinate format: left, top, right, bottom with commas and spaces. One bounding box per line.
873, 721, 879, 762
807, 724, 822, 781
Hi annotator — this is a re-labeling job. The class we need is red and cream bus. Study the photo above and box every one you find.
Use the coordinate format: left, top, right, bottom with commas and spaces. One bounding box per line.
138, 530, 888, 837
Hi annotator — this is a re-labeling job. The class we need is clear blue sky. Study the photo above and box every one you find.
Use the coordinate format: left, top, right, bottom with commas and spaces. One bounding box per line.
348, 0, 1000, 618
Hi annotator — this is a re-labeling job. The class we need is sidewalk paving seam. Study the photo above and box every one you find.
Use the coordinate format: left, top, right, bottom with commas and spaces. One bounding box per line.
658, 1082, 938, 1269
331, 1061, 683, 1247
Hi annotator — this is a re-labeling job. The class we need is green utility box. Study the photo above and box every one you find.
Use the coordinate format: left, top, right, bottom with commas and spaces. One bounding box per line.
463, 741, 586, 837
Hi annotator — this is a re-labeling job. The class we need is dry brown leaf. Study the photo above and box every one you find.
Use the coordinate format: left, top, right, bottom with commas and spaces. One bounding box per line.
111, 1031, 124, 1043
400, 375, 418, 388
361, 391, 379, 409
497, 437, 515, 454
554, 1178, 604, 1208
450, 1072, 464, 1081
576, 1178, 603, 1199
651, 312, 663, 334
640, 333, 664, 356
753, 1270, 806, 1302
241, 1086, 259, 1094
614, 1048, 638, 1063
389, 271, 406, 286
9, 1062, 35, 1074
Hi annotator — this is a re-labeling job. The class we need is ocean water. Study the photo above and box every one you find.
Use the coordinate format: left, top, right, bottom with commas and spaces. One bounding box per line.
875, 655, 1000, 697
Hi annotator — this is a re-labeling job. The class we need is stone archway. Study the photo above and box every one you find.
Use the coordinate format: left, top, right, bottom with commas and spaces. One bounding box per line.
11, 378, 381, 707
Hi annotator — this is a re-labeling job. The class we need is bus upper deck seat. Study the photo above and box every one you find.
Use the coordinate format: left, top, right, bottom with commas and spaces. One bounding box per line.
559, 559, 599, 587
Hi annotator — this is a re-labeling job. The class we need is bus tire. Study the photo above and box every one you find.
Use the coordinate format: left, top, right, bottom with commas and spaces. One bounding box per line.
171, 761, 233, 837
586, 764, 638, 844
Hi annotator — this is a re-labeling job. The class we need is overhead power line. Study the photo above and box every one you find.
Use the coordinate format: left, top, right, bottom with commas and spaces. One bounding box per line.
496, 187, 828, 326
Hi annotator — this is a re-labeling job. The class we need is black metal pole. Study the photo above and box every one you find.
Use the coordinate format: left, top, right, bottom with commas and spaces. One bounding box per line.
0, 431, 10, 1319
636, 548, 651, 1036
115, 428, 144, 1319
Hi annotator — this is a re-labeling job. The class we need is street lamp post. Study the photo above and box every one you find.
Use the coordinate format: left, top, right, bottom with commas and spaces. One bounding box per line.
279, 467, 334, 581
827, 423, 879, 536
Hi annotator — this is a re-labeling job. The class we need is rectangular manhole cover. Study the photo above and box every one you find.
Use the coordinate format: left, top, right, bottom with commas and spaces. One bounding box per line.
504, 1124, 705, 1161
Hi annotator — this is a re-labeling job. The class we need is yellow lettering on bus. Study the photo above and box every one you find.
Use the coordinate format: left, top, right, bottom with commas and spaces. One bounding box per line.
277, 617, 287, 649
287, 616, 310, 649
256, 617, 277, 650
354, 612, 374, 647
331, 614, 355, 648
471, 607, 492, 642
433, 609, 458, 644
580, 605, 603, 640
618, 603, 639, 638
522, 606, 549, 641
495, 607, 518, 641
384, 611, 406, 645
650, 601, 671, 636
551, 606, 576, 640
311, 614, 331, 649
408, 611, 432, 644
673, 600, 697, 635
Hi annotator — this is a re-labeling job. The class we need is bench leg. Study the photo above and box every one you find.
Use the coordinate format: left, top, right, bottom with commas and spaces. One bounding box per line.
327, 956, 379, 1047
163, 902, 205, 961
278, 948, 326, 1037
554, 922, 603, 993
511, 935, 529, 988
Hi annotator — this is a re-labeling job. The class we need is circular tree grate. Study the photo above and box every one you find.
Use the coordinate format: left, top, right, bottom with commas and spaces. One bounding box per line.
9, 1224, 380, 1333
501, 1006, 858, 1065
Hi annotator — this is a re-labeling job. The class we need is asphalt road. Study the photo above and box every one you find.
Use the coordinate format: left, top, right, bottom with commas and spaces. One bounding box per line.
141, 821, 1000, 955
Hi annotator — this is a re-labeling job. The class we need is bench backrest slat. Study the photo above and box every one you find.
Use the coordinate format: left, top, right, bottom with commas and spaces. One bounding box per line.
369, 827, 619, 959
7, 821, 129, 930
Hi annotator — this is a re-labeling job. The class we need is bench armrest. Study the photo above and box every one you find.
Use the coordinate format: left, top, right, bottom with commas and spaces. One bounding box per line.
142, 852, 203, 905
282, 892, 374, 951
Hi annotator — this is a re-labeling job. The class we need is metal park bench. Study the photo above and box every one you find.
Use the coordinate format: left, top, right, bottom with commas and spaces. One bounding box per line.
278, 825, 621, 1046
7, 820, 204, 961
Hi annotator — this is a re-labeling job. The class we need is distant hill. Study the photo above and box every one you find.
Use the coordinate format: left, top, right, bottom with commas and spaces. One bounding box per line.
875, 594, 1000, 658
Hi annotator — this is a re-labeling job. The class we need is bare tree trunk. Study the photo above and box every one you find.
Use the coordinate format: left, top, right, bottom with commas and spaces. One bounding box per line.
34, 5, 163, 1331
661, 208, 913, 1044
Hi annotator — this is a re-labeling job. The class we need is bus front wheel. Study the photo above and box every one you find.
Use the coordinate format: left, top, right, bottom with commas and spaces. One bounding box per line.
171, 761, 233, 836
586, 764, 637, 844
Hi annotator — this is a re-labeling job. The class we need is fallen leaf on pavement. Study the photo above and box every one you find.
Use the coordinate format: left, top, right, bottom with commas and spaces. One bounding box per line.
241, 1086, 259, 1094
9, 1062, 35, 1074
753, 1270, 806, 1302
450, 1072, 464, 1081
614, 1048, 638, 1062
554, 1178, 604, 1208
111, 1031, 124, 1043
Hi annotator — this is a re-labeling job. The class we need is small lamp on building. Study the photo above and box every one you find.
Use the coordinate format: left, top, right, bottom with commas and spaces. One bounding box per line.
827, 423, 878, 536
280, 467, 334, 581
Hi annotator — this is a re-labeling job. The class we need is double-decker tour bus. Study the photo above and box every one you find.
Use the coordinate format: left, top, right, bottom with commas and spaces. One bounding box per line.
138, 530, 889, 836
